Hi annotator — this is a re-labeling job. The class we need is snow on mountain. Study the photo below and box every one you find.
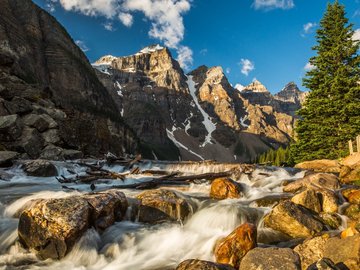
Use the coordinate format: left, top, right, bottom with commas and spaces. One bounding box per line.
234, 83, 245, 91
137, 44, 164, 54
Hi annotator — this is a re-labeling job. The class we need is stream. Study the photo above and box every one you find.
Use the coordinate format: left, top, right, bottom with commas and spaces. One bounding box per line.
0, 160, 307, 270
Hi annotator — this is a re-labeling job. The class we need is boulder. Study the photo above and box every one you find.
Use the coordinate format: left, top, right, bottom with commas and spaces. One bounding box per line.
176, 259, 235, 270
0, 114, 22, 141
239, 247, 301, 270
323, 234, 360, 270
341, 153, 360, 168
346, 190, 360, 204
18, 190, 128, 259
264, 201, 324, 238
291, 189, 321, 213
340, 165, 360, 184
318, 190, 338, 213
42, 129, 61, 145
210, 178, 243, 200
84, 190, 128, 230
63, 149, 83, 160
307, 258, 341, 270
344, 204, 360, 222
22, 114, 51, 132
0, 151, 19, 167
0, 98, 9, 116
341, 227, 359, 239
214, 223, 257, 269
283, 173, 340, 193
136, 189, 192, 223
18, 197, 91, 259
319, 213, 342, 230
4, 97, 32, 115
40, 145, 64, 160
23, 160, 58, 177
295, 160, 341, 173
294, 234, 330, 270
17, 127, 44, 158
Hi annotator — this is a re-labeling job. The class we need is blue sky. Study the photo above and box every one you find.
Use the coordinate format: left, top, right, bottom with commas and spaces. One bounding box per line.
34, 0, 360, 93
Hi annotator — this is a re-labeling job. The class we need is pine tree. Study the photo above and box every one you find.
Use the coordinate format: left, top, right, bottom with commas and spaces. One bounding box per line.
291, 1, 360, 163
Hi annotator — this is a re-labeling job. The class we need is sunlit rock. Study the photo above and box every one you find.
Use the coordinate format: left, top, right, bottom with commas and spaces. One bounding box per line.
210, 177, 243, 200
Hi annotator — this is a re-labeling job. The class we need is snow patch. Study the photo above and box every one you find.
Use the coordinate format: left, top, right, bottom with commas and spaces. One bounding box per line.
120, 108, 124, 117
92, 64, 112, 75
166, 127, 204, 160
115, 81, 123, 97
137, 45, 164, 54
187, 75, 217, 147
240, 115, 249, 128
183, 112, 194, 135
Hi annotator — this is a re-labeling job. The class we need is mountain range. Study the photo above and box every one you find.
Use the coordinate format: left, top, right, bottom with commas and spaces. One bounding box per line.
0, 0, 307, 162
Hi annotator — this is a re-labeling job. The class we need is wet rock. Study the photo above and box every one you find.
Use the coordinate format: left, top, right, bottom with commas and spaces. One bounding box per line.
340, 227, 359, 239
344, 204, 360, 222
0, 114, 22, 141
176, 259, 235, 270
0, 151, 19, 167
84, 190, 128, 230
214, 223, 257, 269
4, 97, 32, 115
41, 129, 61, 145
23, 160, 58, 177
18, 197, 91, 259
264, 201, 324, 238
295, 160, 341, 173
136, 189, 192, 223
291, 189, 321, 213
283, 173, 340, 193
39, 145, 63, 160
22, 114, 56, 132
318, 190, 338, 213
340, 165, 360, 184
294, 234, 330, 270
63, 149, 83, 160
210, 177, 243, 200
346, 190, 360, 204
16, 128, 44, 158
323, 234, 360, 270
319, 213, 342, 230
307, 258, 340, 270
239, 247, 301, 270
254, 194, 292, 207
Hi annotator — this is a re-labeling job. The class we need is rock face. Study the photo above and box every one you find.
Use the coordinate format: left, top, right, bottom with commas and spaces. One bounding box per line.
0, 150, 18, 167
94, 47, 306, 162
0, 0, 137, 159
18, 190, 128, 259
176, 259, 235, 270
214, 223, 257, 269
210, 178, 243, 200
239, 247, 301, 270
264, 201, 324, 238
136, 189, 192, 223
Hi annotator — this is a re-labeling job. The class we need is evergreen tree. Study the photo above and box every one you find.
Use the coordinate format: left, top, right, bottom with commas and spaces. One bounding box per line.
291, 1, 360, 163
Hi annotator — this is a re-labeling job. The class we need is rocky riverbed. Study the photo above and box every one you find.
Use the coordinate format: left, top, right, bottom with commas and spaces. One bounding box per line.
0, 155, 360, 270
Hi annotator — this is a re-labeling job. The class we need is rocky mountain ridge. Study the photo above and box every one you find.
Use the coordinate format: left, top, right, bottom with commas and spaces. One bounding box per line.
94, 46, 307, 162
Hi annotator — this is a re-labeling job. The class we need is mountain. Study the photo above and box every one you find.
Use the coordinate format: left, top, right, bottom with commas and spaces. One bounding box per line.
0, 0, 137, 159
94, 47, 306, 162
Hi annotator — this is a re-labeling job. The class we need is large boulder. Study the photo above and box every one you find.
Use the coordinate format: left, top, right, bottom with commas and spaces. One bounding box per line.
295, 160, 341, 173
176, 259, 235, 270
23, 160, 58, 177
239, 247, 301, 270
210, 178, 243, 200
0, 114, 22, 141
323, 234, 360, 270
22, 114, 56, 132
214, 223, 257, 269
136, 189, 192, 223
291, 189, 321, 213
340, 166, 360, 184
0, 151, 19, 167
18, 197, 91, 259
283, 173, 340, 193
294, 234, 330, 270
16, 127, 44, 158
42, 129, 61, 145
18, 190, 128, 259
4, 97, 32, 115
264, 201, 324, 238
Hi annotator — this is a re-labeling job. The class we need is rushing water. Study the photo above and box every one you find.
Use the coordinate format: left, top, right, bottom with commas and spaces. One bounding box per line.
0, 160, 306, 270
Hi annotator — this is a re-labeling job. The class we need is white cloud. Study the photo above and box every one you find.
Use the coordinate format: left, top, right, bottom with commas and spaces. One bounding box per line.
253, 0, 294, 10
177, 46, 193, 71
353, 29, 360, 41
234, 84, 245, 91
103, 22, 115, 31
118, 12, 133, 27
240, 59, 255, 76
302, 22, 317, 36
58, 0, 118, 18
75, 40, 89, 52
304, 62, 315, 71
226, 67, 231, 74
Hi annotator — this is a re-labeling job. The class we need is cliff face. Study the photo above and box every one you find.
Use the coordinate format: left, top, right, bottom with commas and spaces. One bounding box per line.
0, 0, 138, 159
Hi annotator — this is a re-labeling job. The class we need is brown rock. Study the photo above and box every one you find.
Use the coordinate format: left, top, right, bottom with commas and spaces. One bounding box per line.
319, 213, 342, 230
340, 165, 360, 184
294, 234, 330, 270
23, 159, 58, 177
307, 258, 341, 270
176, 259, 235, 270
323, 234, 360, 270
347, 190, 360, 204
210, 178, 243, 200
239, 247, 301, 270
291, 189, 321, 213
341, 227, 359, 239
341, 153, 360, 167
264, 201, 324, 238
295, 160, 341, 173
18, 197, 91, 259
344, 204, 360, 222
136, 189, 192, 223
214, 223, 257, 269
283, 173, 340, 193
0, 151, 19, 167
318, 190, 338, 213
